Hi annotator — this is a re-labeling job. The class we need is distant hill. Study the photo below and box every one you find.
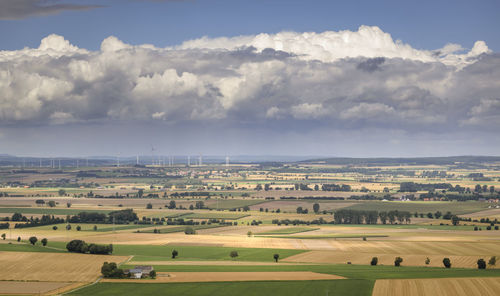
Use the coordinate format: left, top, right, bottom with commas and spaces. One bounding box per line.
301, 156, 500, 166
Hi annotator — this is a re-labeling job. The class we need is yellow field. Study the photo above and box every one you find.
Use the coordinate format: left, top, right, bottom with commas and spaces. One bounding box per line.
372, 277, 500, 296
0, 281, 79, 295
284, 251, 499, 268
0, 252, 129, 282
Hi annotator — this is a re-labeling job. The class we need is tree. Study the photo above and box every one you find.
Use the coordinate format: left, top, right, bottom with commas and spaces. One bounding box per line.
65, 224, 71, 231
48, 200, 56, 207
189, 204, 194, 210
314, 184, 319, 191
313, 203, 320, 214
149, 270, 156, 279
296, 206, 303, 214
394, 257, 403, 267
53, 225, 58, 230
1, 233, 5, 240
488, 256, 497, 266
451, 215, 459, 226
230, 251, 239, 258
41, 238, 48, 246
168, 200, 176, 209
477, 258, 487, 269
443, 258, 451, 268
146, 203, 153, 209
247, 231, 253, 237
434, 211, 442, 219
425, 257, 430, 265
273, 254, 280, 262
101, 262, 124, 278
17, 236, 21, 242
58, 189, 66, 196
66, 202, 72, 208
29, 236, 38, 245
76, 225, 81, 231
370, 257, 378, 266
255, 184, 263, 191
93, 225, 98, 231
66, 239, 89, 253
243, 205, 250, 212
172, 250, 178, 259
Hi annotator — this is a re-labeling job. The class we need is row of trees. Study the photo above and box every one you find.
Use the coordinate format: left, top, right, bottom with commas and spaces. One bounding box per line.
369, 256, 496, 269
334, 210, 411, 225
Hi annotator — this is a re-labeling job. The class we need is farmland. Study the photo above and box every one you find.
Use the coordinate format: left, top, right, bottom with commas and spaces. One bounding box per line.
0, 156, 499, 295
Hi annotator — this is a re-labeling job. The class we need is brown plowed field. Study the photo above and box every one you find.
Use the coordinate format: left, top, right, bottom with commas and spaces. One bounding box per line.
372, 277, 500, 296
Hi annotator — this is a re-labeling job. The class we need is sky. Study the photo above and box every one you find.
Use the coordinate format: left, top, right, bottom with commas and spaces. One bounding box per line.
0, 0, 499, 157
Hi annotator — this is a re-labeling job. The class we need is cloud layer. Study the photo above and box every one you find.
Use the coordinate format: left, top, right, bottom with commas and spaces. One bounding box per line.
0, 26, 499, 137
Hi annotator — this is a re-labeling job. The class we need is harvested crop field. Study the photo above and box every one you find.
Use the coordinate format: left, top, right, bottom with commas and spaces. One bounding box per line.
128, 260, 308, 266
283, 251, 500, 268
0, 252, 129, 282
102, 271, 345, 283
372, 277, 500, 296
0, 281, 77, 295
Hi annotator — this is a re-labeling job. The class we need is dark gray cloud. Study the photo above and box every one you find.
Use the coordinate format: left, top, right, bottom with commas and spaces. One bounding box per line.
0, 0, 102, 20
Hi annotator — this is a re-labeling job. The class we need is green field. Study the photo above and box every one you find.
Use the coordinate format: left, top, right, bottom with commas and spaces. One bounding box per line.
258, 227, 319, 235
0, 242, 66, 253
344, 201, 489, 215
112, 244, 305, 262
206, 199, 265, 210
183, 212, 250, 220
0, 207, 111, 215
137, 224, 224, 233
130, 264, 500, 280
69, 280, 373, 296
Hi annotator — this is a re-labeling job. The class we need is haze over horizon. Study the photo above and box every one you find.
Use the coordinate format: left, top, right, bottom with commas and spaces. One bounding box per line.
1, 0, 499, 157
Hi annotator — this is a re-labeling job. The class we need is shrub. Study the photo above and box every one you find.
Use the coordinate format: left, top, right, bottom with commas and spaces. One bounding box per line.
1, 233, 5, 240
247, 231, 253, 237
394, 257, 403, 267
172, 250, 178, 259
29, 236, 37, 245
88, 243, 113, 254
41, 238, 48, 246
370, 257, 378, 266
425, 257, 430, 265
184, 226, 196, 235
443, 258, 451, 268
230, 251, 238, 258
488, 256, 496, 266
477, 258, 487, 269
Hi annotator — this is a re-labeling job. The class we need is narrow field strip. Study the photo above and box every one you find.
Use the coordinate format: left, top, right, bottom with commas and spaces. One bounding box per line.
101, 271, 345, 283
